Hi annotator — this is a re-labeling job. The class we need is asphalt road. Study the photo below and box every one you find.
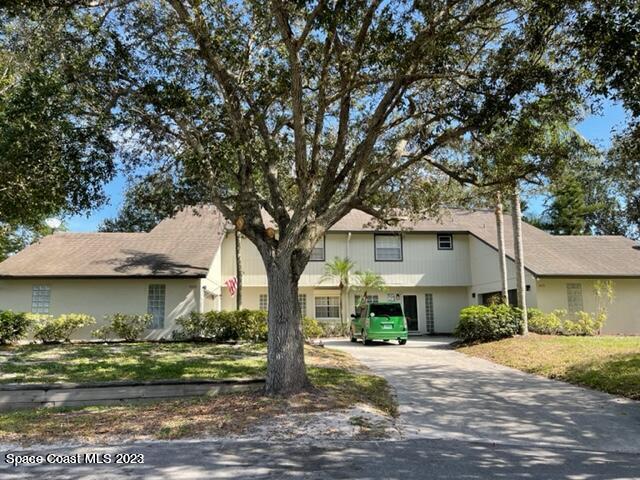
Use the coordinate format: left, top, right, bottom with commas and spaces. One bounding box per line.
2, 438, 639, 479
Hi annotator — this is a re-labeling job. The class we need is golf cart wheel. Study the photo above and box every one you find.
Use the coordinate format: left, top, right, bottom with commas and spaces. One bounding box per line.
398, 339, 407, 345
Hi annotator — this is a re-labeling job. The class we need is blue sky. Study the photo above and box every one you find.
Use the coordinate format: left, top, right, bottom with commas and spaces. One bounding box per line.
65, 100, 629, 232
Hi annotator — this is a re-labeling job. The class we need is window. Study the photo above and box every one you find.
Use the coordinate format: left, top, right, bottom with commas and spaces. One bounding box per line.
425, 293, 434, 333
567, 283, 583, 313
31, 285, 50, 314
259, 294, 269, 311
315, 296, 340, 318
147, 284, 166, 328
437, 233, 453, 250
374, 234, 402, 261
298, 294, 307, 317
370, 303, 403, 316
310, 236, 325, 261
480, 289, 518, 307
387, 293, 397, 302
354, 295, 379, 309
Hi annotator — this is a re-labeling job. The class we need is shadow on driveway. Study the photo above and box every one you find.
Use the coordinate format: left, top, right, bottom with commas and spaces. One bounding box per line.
327, 337, 640, 454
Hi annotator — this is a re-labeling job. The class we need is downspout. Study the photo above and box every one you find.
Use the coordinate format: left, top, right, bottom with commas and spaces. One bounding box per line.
346, 232, 352, 319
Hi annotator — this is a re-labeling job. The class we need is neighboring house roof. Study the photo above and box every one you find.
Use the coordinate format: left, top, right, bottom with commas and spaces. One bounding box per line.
1, 205, 639, 278
0, 206, 226, 278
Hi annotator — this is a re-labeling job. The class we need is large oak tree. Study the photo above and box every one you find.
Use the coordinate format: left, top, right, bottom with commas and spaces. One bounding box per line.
0, 7, 115, 227
3, 0, 598, 394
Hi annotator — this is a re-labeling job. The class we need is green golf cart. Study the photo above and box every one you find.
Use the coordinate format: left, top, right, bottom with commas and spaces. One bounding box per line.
350, 302, 408, 345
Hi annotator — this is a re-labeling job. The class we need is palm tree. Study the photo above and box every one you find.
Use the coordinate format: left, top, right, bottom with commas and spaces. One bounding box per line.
320, 257, 356, 329
354, 270, 387, 307
495, 191, 509, 305
510, 184, 528, 334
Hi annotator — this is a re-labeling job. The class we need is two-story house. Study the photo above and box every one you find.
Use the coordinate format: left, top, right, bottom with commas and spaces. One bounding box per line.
1, 206, 639, 337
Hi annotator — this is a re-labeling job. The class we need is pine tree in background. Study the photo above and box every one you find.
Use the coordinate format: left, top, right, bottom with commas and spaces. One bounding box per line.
545, 175, 595, 235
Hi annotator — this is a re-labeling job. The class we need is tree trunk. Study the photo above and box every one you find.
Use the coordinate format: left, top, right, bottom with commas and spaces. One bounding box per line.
510, 186, 528, 334
495, 191, 509, 305
264, 256, 310, 395
339, 285, 345, 330
235, 230, 242, 310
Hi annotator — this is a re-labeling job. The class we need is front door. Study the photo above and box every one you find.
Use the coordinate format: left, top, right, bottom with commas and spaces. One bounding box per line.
403, 295, 419, 332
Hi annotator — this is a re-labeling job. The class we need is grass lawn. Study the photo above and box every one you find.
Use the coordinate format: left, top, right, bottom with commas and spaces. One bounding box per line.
0, 342, 396, 444
0, 342, 268, 384
458, 334, 640, 399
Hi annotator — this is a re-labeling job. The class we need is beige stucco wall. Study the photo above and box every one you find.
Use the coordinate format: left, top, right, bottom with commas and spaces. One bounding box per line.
0, 278, 200, 339
468, 236, 537, 307
536, 278, 640, 335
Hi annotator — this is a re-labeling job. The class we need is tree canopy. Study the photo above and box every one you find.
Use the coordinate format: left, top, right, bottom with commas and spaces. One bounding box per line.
0, 8, 115, 226
576, 0, 640, 238
2, 0, 635, 393
2, 1, 592, 245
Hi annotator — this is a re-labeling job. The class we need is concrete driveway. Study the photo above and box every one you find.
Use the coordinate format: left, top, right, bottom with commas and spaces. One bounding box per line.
327, 337, 640, 454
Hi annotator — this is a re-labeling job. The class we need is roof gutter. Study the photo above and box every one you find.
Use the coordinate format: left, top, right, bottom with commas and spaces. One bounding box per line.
0, 274, 208, 280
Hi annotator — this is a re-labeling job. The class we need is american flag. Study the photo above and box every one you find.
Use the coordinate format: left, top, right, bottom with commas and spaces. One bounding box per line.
224, 277, 238, 297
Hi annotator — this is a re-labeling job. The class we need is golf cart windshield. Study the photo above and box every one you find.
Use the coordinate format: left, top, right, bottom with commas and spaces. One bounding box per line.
370, 303, 403, 317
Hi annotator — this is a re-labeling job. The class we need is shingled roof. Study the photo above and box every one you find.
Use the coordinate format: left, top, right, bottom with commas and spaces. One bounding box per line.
1, 206, 639, 278
0, 206, 226, 278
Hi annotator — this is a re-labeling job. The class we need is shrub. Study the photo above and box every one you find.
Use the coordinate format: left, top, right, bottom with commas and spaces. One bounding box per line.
528, 309, 604, 336
528, 309, 564, 334
92, 313, 152, 341
176, 310, 331, 342
527, 308, 544, 321
32, 314, 95, 343
454, 304, 521, 343
91, 325, 112, 342
0, 310, 31, 344
319, 321, 350, 338
175, 309, 268, 342
233, 309, 268, 342
564, 311, 604, 336
175, 311, 209, 340
302, 317, 323, 340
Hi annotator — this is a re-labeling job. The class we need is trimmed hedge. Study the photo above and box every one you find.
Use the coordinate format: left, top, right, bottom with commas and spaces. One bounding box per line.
0, 310, 31, 344
175, 310, 327, 342
457, 305, 606, 343
454, 304, 522, 343
176, 310, 268, 342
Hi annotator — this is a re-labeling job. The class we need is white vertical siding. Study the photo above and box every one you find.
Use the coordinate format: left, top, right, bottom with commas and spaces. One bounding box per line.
222, 231, 472, 287
468, 236, 537, 307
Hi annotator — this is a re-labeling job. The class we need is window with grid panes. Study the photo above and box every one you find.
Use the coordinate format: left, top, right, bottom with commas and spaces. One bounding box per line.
147, 284, 166, 328
31, 285, 50, 314
315, 296, 340, 318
